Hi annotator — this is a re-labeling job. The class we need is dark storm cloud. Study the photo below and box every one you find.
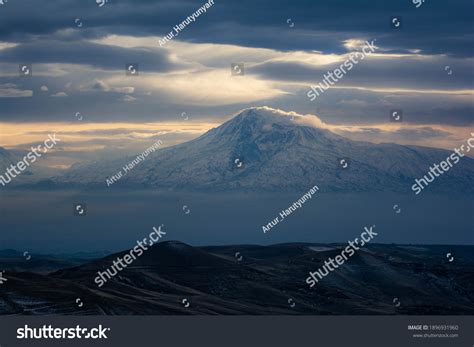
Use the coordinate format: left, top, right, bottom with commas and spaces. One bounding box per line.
290, 87, 474, 127
250, 56, 474, 91
0, 40, 181, 72
0, 0, 472, 129
0, 0, 472, 56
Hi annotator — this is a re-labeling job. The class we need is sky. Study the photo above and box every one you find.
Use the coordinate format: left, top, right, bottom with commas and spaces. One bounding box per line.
0, 0, 473, 169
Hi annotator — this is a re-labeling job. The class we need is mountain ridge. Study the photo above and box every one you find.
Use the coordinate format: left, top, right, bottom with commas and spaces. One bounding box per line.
19, 107, 474, 192
2, 241, 474, 315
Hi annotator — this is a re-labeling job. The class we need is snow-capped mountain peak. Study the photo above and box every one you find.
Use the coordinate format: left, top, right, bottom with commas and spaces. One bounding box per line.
49, 107, 474, 193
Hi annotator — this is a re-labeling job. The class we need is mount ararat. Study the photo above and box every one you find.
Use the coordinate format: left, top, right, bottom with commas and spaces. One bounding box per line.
16, 107, 474, 192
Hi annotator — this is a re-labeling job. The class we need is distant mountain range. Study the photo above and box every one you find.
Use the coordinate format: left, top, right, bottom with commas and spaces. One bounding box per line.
1, 242, 473, 315
0, 147, 57, 184
5, 107, 474, 192
0, 147, 17, 171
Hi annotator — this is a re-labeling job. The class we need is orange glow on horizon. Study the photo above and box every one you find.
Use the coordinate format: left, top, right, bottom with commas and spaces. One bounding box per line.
0, 121, 219, 148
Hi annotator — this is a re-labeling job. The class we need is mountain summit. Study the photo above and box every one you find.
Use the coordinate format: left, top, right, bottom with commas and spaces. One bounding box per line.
54, 107, 474, 192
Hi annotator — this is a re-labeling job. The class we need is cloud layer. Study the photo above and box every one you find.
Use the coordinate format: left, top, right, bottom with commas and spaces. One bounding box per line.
0, 0, 472, 167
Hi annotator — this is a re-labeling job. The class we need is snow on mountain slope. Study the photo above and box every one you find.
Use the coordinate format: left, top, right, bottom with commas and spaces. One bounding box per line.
52, 107, 474, 192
